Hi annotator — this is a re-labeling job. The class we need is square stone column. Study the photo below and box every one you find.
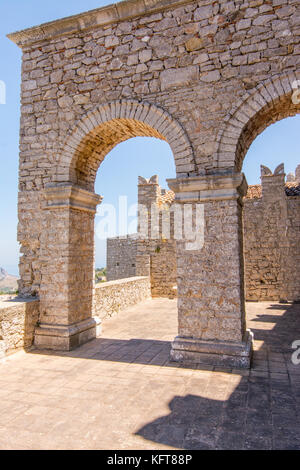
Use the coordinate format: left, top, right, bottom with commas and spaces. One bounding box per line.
35, 184, 103, 351
167, 173, 253, 369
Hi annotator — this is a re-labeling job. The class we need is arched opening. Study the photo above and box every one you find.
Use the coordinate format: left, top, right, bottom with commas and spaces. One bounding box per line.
61, 100, 196, 191
91, 135, 178, 352
94, 135, 178, 307
37, 100, 193, 352
211, 76, 300, 374
214, 73, 300, 173
215, 74, 300, 305
242, 115, 300, 303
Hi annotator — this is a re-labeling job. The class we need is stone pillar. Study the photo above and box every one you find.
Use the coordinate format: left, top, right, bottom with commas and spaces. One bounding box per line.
35, 185, 102, 351
167, 173, 253, 369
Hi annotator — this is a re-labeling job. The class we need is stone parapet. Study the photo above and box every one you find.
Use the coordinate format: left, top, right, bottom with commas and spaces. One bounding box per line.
0, 297, 39, 356
94, 276, 151, 321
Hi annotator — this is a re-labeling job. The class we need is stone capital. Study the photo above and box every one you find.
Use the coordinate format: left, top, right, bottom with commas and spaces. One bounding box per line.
44, 184, 103, 213
167, 173, 248, 203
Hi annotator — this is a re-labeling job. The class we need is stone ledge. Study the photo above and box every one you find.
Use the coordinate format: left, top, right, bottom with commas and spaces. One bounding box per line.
7, 0, 192, 48
167, 173, 248, 202
44, 184, 102, 213
95, 276, 149, 289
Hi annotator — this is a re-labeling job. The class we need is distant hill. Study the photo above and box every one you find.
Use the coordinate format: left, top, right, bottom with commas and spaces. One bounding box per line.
0, 268, 7, 281
0, 267, 18, 294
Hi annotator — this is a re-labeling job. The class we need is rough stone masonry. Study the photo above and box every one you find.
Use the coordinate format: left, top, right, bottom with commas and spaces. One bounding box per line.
7, 0, 300, 367
108, 164, 300, 303
107, 175, 177, 299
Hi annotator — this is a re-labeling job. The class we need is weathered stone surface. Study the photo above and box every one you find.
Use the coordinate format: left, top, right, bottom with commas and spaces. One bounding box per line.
0, 298, 39, 354
185, 37, 204, 52
94, 276, 151, 321
244, 163, 300, 302
160, 66, 199, 90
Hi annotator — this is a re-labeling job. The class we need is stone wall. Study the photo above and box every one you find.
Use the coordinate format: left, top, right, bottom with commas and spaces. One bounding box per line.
8, 0, 300, 298
285, 195, 300, 301
243, 164, 300, 302
0, 297, 39, 357
149, 240, 177, 298
109, 165, 300, 303
93, 276, 151, 321
0, 277, 150, 356
107, 236, 138, 281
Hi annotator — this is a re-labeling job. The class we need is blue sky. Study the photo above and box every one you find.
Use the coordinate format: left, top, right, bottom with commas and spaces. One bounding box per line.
0, 1, 299, 274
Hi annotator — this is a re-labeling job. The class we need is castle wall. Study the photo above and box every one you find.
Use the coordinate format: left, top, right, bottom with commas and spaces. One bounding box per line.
107, 237, 177, 298
285, 196, 300, 301
243, 169, 300, 302
107, 236, 138, 281
109, 168, 300, 303
107, 176, 177, 298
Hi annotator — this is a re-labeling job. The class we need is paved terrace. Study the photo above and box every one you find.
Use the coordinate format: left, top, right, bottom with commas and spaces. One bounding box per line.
0, 298, 299, 450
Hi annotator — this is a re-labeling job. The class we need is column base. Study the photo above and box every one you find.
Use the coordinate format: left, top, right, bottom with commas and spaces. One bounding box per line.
170, 329, 253, 369
34, 317, 101, 351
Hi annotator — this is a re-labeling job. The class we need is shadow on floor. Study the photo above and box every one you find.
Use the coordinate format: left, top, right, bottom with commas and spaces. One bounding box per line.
134, 304, 300, 449
28, 302, 300, 449
30, 337, 175, 367
248, 302, 300, 354
29, 303, 300, 369
135, 377, 300, 450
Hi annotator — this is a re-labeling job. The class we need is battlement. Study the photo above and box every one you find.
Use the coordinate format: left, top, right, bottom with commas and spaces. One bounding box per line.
245, 163, 300, 199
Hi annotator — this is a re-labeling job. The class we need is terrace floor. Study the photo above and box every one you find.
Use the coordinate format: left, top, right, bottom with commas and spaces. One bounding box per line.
0, 298, 300, 450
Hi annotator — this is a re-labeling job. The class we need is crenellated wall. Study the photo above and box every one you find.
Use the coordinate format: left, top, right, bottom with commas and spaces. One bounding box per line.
107, 175, 177, 298
243, 163, 300, 302
110, 164, 300, 303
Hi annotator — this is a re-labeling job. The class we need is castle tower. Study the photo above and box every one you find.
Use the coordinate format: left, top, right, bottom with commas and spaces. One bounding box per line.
260, 163, 288, 301
137, 175, 161, 238
286, 172, 295, 182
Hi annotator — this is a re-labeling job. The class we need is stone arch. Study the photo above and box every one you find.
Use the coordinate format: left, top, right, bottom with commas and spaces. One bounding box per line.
214, 71, 300, 172
59, 100, 196, 191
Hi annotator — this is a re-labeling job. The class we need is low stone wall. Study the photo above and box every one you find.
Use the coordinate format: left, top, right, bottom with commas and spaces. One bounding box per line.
0, 297, 39, 357
93, 276, 151, 321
